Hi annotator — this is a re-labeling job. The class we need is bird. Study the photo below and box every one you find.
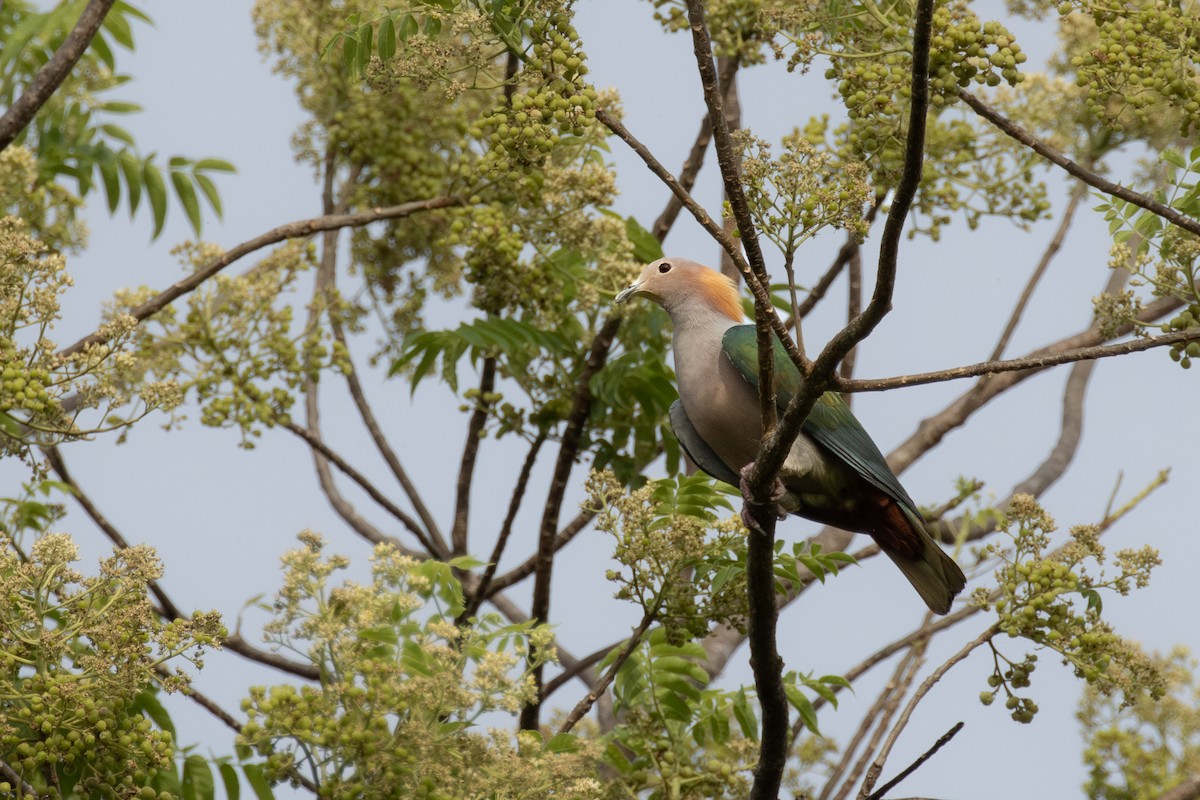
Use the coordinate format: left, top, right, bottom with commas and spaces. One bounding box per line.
615, 257, 966, 614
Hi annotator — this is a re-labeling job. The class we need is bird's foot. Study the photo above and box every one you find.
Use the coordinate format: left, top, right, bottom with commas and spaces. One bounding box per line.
739, 463, 787, 534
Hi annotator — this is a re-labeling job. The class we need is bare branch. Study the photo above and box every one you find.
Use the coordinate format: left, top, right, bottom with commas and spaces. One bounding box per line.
451, 358, 496, 556
58, 196, 463, 358
866, 722, 965, 800
987, 184, 1086, 363
830, 633, 931, 800
840, 248, 864, 407
960, 90, 1200, 238
557, 609, 657, 734
282, 420, 437, 553
0, 0, 117, 151
857, 626, 997, 799
462, 431, 547, 620
652, 57, 740, 243
224, 633, 321, 681
44, 445, 184, 621
520, 315, 622, 730
332, 321, 449, 554
0, 758, 39, 800
542, 634, 622, 700
1159, 775, 1200, 800
837, 327, 1200, 394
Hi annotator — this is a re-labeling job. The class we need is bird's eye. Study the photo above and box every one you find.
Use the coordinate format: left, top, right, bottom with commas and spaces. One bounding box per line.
658, 261, 673, 274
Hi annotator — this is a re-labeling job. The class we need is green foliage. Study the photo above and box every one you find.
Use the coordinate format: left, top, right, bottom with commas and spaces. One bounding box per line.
0, 504, 223, 800
0, 217, 184, 460
0, 1, 234, 238
973, 494, 1165, 723
1079, 647, 1200, 800
239, 533, 601, 800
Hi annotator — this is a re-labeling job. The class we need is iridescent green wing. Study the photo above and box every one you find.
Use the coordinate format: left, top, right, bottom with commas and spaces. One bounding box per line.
720, 325, 919, 512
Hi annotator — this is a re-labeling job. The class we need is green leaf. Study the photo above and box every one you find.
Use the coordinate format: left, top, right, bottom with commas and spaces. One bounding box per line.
171, 168, 203, 233
654, 655, 710, 685
103, 9, 135, 49
98, 100, 143, 114
241, 764, 274, 800
98, 153, 121, 212
183, 755, 215, 800
785, 685, 820, 734
195, 158, 236, 173
398, 13, 419, 39
133, 687, 176, 739
732, 689, 758, 739
117, 150, 142, 215
143, 160, 167, 237
91, 32, 116, 69
99, 123, 136, 146
544, 732, 579, 753
625, 216, 663, 263
195, 173, 223, 218
378, 15, 396, 59
218, 763, 240, 800
356, 22, 373, 74
342, 33, 358, 73
447, 554, 486, 570
1163, 148, 1187, 170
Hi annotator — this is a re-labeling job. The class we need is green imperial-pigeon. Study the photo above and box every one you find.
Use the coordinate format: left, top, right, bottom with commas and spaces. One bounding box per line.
615, 257, 966, 614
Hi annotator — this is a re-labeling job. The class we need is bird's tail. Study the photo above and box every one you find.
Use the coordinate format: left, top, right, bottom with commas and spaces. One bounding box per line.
879, 505, 967, 615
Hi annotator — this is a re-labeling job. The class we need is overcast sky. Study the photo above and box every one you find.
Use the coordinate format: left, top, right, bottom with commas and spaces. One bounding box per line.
14, 1, 1199, 797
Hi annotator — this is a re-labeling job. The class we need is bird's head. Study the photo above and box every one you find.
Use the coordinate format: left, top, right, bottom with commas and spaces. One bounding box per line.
614, 257, 743, 323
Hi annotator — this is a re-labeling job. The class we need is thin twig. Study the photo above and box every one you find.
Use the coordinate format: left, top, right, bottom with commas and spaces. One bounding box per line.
960, 90, 1200, 238
0, 758, 38, 799
461, 430, 547, 620
651, 57, 740, 242
58, 196, 463, 358
44, 445, 183, 620
866, 722, 964, 800
986, 184, 1086, 363
840, 248, 864, 407
451, 358, 496, 556
281, 420, 436, 553
332, 322, 449, 555
837, 327, 1200, 393
520, 315, 622, 730
557, 609, 657, 734
0, 0, 117, 151
857, 626, 997, 799
542, 634, 623, 700
820, 648, 919, 800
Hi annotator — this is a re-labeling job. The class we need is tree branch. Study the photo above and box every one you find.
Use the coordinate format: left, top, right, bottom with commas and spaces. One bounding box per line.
857, 626, 996, 799
865, 721, 964, 800
651, 57, 740, 243
0, 0, 117, 151
451, 358, 496, 556
836, 327, 1200, 393
987, 183, 1086, 363
58, 196, 464, 358
332, 320, 449, 554
461, 430, 546, 620
959, 90, 1200, 238
556, 609, 657, 734
520, 315, 622, 730
281, 420, 437, 553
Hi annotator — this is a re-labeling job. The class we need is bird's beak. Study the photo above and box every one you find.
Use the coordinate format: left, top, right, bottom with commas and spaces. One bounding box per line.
614, 280, 643, 304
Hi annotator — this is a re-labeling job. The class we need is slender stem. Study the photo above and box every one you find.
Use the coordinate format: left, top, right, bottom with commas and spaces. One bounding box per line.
960, 90, 1200, 238
556, 609, 657, 734
0, 0, 117, 151
59, 196, 464, 358
451, 358, 496, 556
332, 321, 449, 555
857, 626, 997, 799
460, 430, 547, 620
836, 327, 1200, 393
519, 315, 621, 730
987, 183, 1086, 363
866, 722, 965, 800
482, 508, 594, 597
281, 420, 437, 553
